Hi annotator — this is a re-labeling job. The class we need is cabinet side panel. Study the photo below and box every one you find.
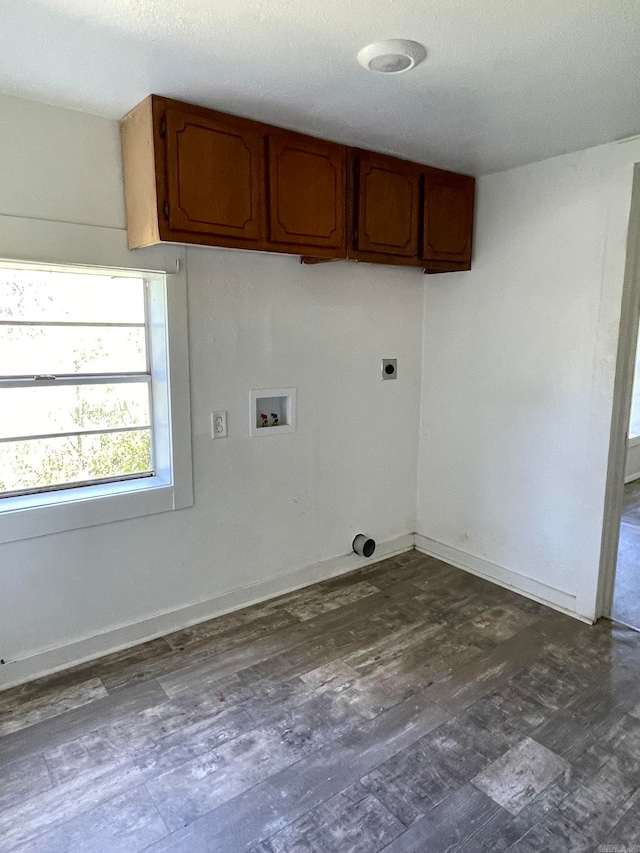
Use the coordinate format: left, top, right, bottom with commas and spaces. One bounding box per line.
121, 97, 161, 249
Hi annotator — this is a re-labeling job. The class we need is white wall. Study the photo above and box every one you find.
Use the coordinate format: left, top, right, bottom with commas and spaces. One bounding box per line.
0, 93, 423, 686
416, 138, 640, 621
3, 90, 638, 683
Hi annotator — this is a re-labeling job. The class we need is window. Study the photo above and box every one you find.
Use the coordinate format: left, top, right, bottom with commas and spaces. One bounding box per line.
630, 318, 640, 440
0, 268, 154, 495
0, 259, 192, 543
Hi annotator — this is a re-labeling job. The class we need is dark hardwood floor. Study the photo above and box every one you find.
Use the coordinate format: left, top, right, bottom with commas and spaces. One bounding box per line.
2, 550, 640, 852
613, 479, 640, 629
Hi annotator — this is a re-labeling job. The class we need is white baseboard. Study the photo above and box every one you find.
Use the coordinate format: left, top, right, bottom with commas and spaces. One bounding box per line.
1, 533, 414, 691
413, 533, 591, 624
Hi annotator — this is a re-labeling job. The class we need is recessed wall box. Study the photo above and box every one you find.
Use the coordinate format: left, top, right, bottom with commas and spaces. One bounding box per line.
250, 388, 296, 437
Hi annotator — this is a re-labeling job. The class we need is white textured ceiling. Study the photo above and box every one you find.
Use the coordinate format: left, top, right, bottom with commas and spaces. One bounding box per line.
1, 0, 639, 174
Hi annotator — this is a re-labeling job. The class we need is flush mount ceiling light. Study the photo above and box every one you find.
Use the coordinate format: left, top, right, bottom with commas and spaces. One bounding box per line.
357, 39, 426, 74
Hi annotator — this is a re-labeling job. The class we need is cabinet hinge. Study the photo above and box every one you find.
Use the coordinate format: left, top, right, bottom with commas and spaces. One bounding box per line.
163, 200, 169, 220
159, 115, 167, 139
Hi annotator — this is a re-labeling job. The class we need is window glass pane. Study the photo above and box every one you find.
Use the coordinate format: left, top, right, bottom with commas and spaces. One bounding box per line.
630, 393, 640, 438
0, 326, 147, 376
630, 322, 640, 438
0, 264, 163, 498
0, 270, 145, 323
0, 430, 152, 494
0, 384, 150, 440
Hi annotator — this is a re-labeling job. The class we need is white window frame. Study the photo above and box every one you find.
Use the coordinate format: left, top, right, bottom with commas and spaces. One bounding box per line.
0, 245, 192, 545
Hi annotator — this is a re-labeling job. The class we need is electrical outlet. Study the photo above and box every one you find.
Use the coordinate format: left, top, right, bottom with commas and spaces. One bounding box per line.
382, 359, 397, 380
211, 411, 227, 439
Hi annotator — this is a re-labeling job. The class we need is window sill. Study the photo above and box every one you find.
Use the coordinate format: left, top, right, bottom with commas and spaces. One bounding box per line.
0, 476, 192, 545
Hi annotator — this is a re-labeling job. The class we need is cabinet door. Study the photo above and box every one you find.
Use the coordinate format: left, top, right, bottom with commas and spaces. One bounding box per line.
355, 152, 420, 259
423, 171, 474, 265
164, 106, 264, 242
267, 133, 346, 255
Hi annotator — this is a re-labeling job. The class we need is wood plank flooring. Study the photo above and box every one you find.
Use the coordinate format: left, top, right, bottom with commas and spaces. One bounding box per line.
613, 479, 640, 629
1, 550, 640, 851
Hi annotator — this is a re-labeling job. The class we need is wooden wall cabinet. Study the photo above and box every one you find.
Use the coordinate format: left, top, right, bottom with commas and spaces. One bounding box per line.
350, 151, 421, 265
422, 169, 475, 272
121, 94, 475, 273
121, 96, 267, 251
164, 105, 264, 244
122, 96, 348, 259
266, 132, 347, 258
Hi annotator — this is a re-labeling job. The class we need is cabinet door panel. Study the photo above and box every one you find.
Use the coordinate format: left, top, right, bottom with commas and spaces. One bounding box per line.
165, 107, 263, 241
268, 134, 346, 252
423, 172, 474, 264
356, 153, 419, 258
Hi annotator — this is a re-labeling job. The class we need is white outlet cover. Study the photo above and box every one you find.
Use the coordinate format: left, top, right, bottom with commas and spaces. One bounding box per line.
211, 410, 227, 438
